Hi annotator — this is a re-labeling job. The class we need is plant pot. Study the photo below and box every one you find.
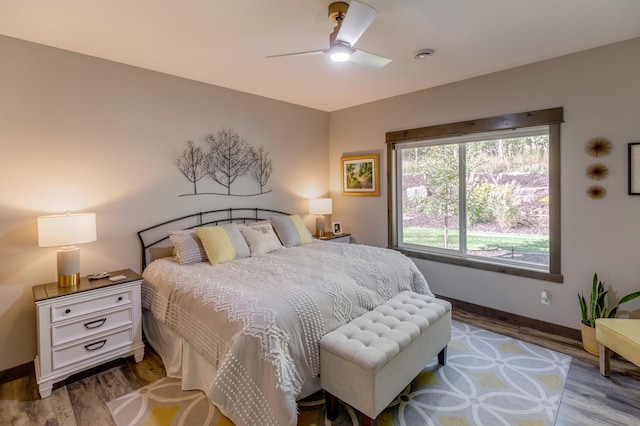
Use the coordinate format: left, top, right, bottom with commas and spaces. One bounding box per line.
580, 323, 599, 355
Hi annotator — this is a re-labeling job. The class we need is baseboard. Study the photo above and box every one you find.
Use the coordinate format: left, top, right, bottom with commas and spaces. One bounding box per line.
0, 360, 34, 386
440, 295, 581, 341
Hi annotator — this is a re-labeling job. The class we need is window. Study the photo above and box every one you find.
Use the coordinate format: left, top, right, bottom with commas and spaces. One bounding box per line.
386, 108, 563, 283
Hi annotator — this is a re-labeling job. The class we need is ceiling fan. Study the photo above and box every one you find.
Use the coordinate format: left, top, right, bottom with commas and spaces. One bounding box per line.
266, 1, 391, 70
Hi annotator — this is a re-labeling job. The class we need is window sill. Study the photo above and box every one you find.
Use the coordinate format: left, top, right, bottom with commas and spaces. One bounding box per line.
393, 247, 563, 283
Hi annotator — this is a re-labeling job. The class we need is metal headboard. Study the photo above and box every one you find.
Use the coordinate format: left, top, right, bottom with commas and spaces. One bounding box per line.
136, 207, 289, 270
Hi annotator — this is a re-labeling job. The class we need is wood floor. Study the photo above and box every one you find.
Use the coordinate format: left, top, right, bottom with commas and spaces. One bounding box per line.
1, 308, 639, 426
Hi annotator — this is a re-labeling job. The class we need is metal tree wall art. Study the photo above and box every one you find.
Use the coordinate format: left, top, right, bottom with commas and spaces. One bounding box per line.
176, 129, 273, 196
205, 129, 256, 195
251, 146, 274, 194
176, 141, 208, 194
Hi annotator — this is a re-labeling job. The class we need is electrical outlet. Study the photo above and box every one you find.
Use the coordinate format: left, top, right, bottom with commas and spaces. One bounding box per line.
541, 290, 551, 305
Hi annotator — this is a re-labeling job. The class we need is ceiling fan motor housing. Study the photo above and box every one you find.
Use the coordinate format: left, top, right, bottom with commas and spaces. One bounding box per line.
328, 2, 349, 23
329, 2, 349, 45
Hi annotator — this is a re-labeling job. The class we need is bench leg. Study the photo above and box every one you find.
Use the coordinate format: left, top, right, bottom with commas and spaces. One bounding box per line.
325, 391, 339, 421
599, 343, 611, 376
362, 414, 376, 426
438, 345, 447, 366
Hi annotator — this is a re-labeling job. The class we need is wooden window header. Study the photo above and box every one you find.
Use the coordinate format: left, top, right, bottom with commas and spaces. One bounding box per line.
386, 107, 563, 144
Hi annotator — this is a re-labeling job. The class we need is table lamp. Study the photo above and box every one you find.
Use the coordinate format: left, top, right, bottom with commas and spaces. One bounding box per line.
309, 198, 332, 237
37, 212, 97, 287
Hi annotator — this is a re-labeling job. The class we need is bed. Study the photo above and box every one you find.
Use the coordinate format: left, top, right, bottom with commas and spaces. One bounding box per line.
137, 208, 433, 426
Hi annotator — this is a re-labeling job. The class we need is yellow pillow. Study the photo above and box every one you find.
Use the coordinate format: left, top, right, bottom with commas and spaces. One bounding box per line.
195, 224, 250, 264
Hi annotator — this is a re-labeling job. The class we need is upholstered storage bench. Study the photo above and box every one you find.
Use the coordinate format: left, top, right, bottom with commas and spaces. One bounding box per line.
319, 291, 452, 426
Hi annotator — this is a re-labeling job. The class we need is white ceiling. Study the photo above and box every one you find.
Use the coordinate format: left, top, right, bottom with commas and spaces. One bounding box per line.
2, 0, 640, 112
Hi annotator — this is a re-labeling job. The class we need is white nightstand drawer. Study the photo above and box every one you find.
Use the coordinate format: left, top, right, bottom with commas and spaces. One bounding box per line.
51, 288, 132, 323
52, 307, 134, 346
52, 327, 134, 371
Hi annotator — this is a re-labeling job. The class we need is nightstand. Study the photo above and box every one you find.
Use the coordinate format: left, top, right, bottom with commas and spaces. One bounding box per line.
32, 269, 145, 398
316, 232, 351, 243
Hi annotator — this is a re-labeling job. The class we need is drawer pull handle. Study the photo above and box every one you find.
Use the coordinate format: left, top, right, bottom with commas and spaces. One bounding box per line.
84, 318, 107, 329
65, 309, 71, 314
84, 339, 107, 351
117, 296, 123, 302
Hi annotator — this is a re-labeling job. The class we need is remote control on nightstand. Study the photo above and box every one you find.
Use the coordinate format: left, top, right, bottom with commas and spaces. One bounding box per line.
109, 275, 127, 281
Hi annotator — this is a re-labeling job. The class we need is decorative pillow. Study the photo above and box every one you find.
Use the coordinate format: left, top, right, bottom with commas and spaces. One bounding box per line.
149, 246, 175, 263
240, 223, 283, 256
195, 223, 250, 264
269, 215, 313, 247
168, 230, 207, 265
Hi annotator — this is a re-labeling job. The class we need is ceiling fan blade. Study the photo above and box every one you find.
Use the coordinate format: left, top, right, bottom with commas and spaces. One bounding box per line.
266, 49, 326, 59
349, 49, 392, 70
335, 0, 378, 46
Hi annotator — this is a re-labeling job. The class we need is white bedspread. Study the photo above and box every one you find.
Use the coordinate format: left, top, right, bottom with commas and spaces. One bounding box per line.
141, 241, 432, 426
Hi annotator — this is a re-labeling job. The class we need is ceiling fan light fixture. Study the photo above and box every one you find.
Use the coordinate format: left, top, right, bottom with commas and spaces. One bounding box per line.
331, 51, 351, 62
329, 42, 354, 62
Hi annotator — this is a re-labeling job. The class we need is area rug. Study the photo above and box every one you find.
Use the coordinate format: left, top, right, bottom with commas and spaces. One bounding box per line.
108, 320, 571, 426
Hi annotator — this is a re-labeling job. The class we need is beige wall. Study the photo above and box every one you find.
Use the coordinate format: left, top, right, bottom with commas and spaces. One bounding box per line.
329, 37, 640, 330
3, 32, 640, 372
0, 35, 329, 370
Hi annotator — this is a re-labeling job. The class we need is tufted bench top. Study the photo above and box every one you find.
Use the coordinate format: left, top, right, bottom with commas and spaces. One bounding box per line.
320, 291, 451, 372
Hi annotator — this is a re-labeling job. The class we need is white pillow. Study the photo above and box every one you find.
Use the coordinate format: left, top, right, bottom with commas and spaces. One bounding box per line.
240, 223, 283, 256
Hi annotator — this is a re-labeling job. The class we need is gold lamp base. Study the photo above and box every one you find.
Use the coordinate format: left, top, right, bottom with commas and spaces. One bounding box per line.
316, 230, 326, 238
58, 273, 80, 288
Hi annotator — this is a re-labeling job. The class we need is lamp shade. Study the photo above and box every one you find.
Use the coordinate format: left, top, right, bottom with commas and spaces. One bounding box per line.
309, 198, 333, 215
37, 212, 97, 247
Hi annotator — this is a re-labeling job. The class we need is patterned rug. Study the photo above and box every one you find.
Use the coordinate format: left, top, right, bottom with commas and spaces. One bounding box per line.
108, 321, 571, 426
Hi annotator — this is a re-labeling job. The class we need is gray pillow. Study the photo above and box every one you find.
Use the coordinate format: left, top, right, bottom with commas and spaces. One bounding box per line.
168, 230, 207, 265
270, 215, 313, 247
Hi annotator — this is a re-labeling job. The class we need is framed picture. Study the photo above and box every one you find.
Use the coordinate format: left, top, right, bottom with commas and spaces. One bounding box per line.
341, 153, 380, 196
332, 222, 342, 235
629, 143, 640, 195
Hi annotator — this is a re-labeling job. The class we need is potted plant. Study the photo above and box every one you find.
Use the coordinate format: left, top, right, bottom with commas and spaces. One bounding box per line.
578, 273, 640, 354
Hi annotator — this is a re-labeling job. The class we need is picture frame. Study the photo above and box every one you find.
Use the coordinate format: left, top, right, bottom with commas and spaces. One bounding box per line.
341, 153, 380, 196
629, 143, 640, 195
332, 222, 342, 235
